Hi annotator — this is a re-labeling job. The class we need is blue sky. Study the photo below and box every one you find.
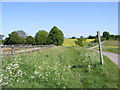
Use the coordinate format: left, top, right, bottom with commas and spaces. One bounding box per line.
2, 2, 118, 38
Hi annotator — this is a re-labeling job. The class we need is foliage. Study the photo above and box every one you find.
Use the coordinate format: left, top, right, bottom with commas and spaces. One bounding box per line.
102, 31, 110, 40
3, 32, 25, 45
47, 26, 64, 46
15, 30, 27, 38
75, 38, 87, 47
88, 35, 96, 39
2, 47, 119, 88
35, 30, 48, 45
25, 36, 36, 45
71, 36, 76, 39
86, 41, 98, 47
94, 36, 106, 42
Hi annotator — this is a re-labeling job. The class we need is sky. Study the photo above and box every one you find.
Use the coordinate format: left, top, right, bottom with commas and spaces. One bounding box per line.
2, 2, 118, 38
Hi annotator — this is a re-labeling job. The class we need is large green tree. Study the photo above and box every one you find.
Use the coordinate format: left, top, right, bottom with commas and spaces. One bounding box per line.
47, 26, 64, 46
4, 32, 25, 45
103, 31, 110, 40
26, 36, 36, 45
35, 30, 48, 45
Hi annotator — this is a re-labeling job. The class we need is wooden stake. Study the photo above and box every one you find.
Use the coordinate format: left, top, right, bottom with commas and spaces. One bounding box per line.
11, 45, 14, 55
97, 31, 104, 65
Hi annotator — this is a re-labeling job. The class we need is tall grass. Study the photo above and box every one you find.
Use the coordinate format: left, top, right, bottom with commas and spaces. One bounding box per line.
2, 47, 119, 88
101, 40, 120, 54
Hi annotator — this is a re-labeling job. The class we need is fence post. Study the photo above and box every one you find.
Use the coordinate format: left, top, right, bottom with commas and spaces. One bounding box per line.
11, 45, 14, 55
97, 31, 104, 65
20, 45, 22, 53
26, 45, 27, 52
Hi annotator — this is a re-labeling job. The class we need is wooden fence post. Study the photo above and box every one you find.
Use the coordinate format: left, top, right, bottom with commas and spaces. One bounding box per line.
97, 31, 104, 65
20, 45, 22, 53
11, 45, 14, 55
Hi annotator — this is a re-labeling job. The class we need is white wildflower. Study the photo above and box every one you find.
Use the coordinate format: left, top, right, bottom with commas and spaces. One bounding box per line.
34, 70, 39, 75
31, 76, 35, 79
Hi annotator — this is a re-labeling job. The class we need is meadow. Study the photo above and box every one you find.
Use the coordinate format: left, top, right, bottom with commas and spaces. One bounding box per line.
2, 46, 119, 88
95, 40, 120, 54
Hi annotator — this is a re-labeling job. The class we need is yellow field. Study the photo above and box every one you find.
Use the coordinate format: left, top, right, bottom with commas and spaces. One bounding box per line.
106, 46, 120, 48
62, 39, 95, 46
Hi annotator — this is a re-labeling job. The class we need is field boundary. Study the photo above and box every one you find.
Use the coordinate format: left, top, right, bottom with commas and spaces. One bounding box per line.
0, 44, 56, 55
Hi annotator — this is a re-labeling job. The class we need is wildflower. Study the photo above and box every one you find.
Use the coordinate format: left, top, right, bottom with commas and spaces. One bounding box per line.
35, 70, 39, 75
31, 76, 35, 79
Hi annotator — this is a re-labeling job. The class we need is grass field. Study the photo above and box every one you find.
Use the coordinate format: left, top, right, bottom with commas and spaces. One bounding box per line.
2, 46, 119, 88
95, 40, 120, 54
62, 39, 95, 46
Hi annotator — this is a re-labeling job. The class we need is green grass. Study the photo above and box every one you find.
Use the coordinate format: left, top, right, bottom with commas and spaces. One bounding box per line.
103, 40, 119, 46
62, 39, 77, 46
95, 46, 120, 54
2, 46, 119, 88
100, 40, 120, 54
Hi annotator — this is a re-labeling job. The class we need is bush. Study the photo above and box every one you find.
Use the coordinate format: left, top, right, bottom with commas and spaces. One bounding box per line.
94, 36, 106, 42
75, 38, 87, 47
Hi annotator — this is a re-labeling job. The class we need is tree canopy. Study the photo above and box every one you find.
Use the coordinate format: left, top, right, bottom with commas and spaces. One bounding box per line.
4, 32, 25, 45
26, 36, 36, 45
35, 30, 48, 45
47, 26, 64, 46
102, 31, 110, 40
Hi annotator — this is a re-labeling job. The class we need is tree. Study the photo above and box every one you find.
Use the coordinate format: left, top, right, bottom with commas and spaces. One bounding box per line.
26, 36, 36, 45
35, 30, 48, 45
3, 32, 25, 45
88, 35, 96, 39
7, 32, 20, 44
15, 30, 27, 38
102, 31, 110, 40
80, 36, 84, 39
47, 26, 64, 46
71, 36, 76, 39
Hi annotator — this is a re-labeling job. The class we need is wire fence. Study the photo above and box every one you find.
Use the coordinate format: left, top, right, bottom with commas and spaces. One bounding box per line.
0, 44, 56, 55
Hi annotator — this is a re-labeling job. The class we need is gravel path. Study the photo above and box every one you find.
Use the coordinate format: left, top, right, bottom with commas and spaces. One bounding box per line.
89, 42, 120, 68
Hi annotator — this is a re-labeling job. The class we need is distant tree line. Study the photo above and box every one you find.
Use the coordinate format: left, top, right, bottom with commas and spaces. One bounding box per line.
2, 26, 64, 46
75, 31, 119, 47
87, 31, 120, 42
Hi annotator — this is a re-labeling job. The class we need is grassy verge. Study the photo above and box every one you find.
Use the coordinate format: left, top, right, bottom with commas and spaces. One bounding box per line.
95, 40, 120, 54
2, 46, 119, 88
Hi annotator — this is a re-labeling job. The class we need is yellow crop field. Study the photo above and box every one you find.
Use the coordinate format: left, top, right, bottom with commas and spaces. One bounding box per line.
106, 46, 120, 48
62, 39, 95, 46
